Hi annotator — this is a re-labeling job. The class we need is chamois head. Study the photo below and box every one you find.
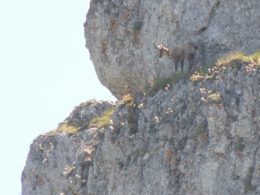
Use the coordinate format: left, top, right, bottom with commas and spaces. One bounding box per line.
154, 43, 171, 57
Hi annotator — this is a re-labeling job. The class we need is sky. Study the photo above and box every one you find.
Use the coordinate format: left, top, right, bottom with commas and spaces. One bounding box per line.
0, 0, 115, 194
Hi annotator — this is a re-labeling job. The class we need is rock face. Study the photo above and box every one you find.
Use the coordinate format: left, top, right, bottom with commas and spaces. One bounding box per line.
22, 0, 260, 194
22, 60, 260, 194
21, 100, 115, 195
84, 0, 260, 98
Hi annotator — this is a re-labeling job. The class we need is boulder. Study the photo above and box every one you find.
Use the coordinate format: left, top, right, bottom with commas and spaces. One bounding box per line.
84, 0, 260, 98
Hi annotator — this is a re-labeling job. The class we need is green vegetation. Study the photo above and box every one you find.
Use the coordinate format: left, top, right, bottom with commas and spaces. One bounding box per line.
57, 122, 79, 135
119, 93, 139, 135
217, 52, 248, 65
46, 121, 79, 136
151, 72, 184, 93
46, 107, 115, 136
121, 93, 134, 104
207, 93, 221, 104
190, 50, 260, 82
89, 108, 114, 128
216, 51, 260, 66
249, 50, 260, 62
151, 51, 259, 93
194, 119, 208, 139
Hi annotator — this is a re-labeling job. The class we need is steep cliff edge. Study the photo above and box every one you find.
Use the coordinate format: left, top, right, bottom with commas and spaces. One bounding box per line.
22, 0, 260, 194
22, 56, 260, 194
84, 0, 260, 98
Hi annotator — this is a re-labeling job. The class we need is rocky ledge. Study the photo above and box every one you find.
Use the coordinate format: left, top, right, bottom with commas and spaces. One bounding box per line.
22, 57, 260, 195
84, 0, 260, 98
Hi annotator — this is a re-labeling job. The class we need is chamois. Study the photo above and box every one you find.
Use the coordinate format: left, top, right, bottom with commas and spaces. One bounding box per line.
155, 42, 198, 73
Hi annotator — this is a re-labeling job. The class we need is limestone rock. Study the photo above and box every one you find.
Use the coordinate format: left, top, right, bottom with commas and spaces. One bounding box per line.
84, 0, 260, 98
22, 61, 260, 195
22, 0, 260, 194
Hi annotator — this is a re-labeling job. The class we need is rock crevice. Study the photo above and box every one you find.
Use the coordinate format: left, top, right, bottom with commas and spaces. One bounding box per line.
22, 59, 260, 194
84, 0, 260, 98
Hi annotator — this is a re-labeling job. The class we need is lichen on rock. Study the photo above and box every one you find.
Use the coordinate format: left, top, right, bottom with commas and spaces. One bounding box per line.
84, 0, 260, 98
22, 0, 260, 194
22, 58, 260, 194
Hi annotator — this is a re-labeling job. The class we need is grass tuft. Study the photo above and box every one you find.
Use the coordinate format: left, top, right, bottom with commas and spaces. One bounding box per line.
207, 93, 221, 104
89, 108, 114, 128
248, 50, 260, 63
191, 50, 260, 82
46, 122, 79, 136
121, 93, 134, 104
151, 72, 184, 93
216, 52, 249, 66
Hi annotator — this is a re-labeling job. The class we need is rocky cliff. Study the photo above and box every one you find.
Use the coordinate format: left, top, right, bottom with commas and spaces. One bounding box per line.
22, 57, 260, 194
22, 0, 260, 194
84, 0, 260, 98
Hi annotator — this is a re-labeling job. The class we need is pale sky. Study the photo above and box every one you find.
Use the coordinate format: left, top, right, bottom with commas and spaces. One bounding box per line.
0, 0, 115, 194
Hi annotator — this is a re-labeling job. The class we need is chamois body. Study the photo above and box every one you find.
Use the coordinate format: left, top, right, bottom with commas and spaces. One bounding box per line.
155, 42, 198, 72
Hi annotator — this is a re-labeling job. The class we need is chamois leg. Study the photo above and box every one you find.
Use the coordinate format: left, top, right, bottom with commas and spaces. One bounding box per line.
181, 59, 184, 72
159, 49, 163, 57
174, 58, 180, 72
188, 58, 194, 73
